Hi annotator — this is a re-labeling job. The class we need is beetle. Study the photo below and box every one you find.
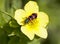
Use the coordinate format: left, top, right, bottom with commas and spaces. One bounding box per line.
24, 13, 37, 24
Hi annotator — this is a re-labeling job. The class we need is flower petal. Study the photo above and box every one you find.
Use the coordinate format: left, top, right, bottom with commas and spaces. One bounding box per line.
35, 27, 48, 39
21, 25, 34, 40
24, 1, 39, 16
37, 12, 49, 27
14, 9, 26, 25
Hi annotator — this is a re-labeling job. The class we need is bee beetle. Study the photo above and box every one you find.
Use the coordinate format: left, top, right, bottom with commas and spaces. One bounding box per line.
24, 13, 37, 24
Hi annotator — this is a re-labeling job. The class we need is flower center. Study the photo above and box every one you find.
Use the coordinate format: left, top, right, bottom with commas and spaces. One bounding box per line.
24, 13, 37, 24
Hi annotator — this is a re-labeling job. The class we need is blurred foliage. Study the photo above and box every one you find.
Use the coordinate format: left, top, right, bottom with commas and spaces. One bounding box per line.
0, 0, 60, 44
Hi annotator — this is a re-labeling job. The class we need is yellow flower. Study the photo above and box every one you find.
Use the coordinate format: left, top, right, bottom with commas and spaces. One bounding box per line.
14, 1, 49, 40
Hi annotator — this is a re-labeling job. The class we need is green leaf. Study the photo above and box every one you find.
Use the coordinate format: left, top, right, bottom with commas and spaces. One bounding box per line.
0, 28, 9, 44
0, 0, 5, 10
9, 19, 19, 28
0, 12, 11, 27
5, 0, 22, 17
0, 0, 11, 27
12, 0, 22, 9
8, 36, 20, 44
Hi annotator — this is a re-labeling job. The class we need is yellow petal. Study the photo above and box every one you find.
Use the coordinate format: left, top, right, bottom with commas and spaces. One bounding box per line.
24, 1, 39, 16
14, 9, 26, 25
21, 25, 34, 40
35, 27, 48, 39
37, 12, 49, 27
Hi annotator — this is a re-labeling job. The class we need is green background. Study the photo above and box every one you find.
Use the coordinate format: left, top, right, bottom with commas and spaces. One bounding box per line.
0, 0, 60, 44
